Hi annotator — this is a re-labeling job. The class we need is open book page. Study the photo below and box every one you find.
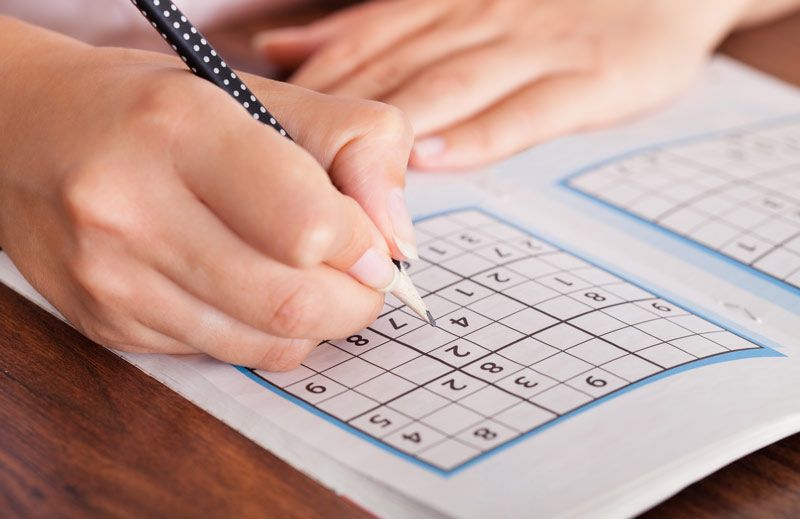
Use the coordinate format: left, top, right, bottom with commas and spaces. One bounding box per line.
2, 56, 799, 519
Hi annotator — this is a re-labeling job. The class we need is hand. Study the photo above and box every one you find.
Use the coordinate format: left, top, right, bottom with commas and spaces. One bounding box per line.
256, 0, 752, 170
0, 19, 414, 370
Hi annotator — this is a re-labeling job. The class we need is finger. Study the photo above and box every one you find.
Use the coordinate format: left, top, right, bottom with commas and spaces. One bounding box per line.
254, 27, 335, 71
141, 186, 386, 339
67, 289, 200, 355
289, 0, 448, 92
384, 39, 590, 135
132, 266, 320, 371
410, 73, 626, 171
243, 78, 417, 260
172, 85, 394, 288
326, 21, 502, 102
254, 2, 395, 69
57, 251, 200, 355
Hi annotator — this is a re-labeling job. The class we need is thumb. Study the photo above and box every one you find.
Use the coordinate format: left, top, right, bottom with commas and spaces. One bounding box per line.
243, 77, 418, 260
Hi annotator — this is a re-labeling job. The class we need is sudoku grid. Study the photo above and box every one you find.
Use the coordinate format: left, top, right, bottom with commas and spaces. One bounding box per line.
566, 119, 800, 292
246, 209, 762, 472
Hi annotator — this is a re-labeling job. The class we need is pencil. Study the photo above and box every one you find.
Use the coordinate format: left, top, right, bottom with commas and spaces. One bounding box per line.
129, 0, 434, 326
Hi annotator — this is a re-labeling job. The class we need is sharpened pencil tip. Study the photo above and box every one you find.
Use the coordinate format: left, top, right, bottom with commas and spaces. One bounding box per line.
426, 310, 436, 327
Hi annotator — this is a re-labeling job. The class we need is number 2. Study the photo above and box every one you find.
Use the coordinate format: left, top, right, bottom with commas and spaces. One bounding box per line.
445, 344, 470, 358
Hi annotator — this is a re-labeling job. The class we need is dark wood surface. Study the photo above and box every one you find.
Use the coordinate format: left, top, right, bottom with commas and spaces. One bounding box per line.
2, 9, 800, 519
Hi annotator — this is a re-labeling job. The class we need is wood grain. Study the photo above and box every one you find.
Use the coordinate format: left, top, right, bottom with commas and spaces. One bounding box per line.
2, 8, 800, 519
0, 283, 371, 519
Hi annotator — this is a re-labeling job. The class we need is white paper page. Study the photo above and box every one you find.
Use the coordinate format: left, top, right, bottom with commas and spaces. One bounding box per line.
2, 56, 800, 519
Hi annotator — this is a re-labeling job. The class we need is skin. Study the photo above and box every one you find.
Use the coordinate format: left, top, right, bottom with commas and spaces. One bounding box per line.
0, 16, 417, 371
256, 0, 800, 171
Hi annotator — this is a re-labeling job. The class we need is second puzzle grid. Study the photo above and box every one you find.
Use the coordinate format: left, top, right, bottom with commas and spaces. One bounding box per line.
567, 119, 800, 292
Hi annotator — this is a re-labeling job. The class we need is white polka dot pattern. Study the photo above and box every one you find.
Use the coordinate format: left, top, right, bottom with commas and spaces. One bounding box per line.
130, 0, 292, 140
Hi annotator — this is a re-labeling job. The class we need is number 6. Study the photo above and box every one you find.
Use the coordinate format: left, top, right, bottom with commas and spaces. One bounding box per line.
586, 376, 607, 387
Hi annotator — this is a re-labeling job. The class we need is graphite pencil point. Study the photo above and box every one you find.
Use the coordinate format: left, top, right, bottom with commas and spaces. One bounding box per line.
426, 310, 437, 327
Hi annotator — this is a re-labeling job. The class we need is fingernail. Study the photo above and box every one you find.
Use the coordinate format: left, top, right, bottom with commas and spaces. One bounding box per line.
412, 137, 446, 159
348, 248, 398, 292
387, 188, 418, 260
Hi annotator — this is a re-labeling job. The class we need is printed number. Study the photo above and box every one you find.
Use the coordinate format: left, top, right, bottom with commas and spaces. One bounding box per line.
441, 378, 467, 391
555, 277, 573, 287
346, 334, 369, 346
449, 316, 469, 328
473, 427, 498, 440
651, 302, 672, 312
369, 415, 392, 428
584, 292, 606, 302
460, 233, 480, 244
445, 344, 470, 358
402, 432, 422, 443
494, 247, 511, 258
455, 287, 475, 297
400, 260, 411, 270
487, 272, 510, 283
480, 362, 503, 374
514, 376, 538, 389
388, 317, 407, 330
586, 376, 607, 387
520, 240, 542, 251
305, 382, 326, 394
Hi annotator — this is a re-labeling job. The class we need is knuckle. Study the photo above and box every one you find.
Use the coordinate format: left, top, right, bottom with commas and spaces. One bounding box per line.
70, 254, 135, 310
61, 165, 139, 237
367, 102, 413, 143
125, 78, 190, 137
266, 284, 317, 337
61, 165, 149, 246
286, 210, 338, 267
258, 340, 315, 372
61, 163, 111, 231
76, 315, 121, 350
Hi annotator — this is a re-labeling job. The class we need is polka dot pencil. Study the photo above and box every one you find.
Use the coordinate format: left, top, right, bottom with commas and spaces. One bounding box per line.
129, 0, 434, 326
130, 0, 290, 137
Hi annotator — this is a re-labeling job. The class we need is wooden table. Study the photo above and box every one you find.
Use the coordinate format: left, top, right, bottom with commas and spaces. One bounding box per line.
2, 9, 800, 519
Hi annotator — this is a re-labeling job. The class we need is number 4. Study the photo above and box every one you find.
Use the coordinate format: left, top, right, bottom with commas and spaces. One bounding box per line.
402, 431, 421, 443
449, 316, 469, 328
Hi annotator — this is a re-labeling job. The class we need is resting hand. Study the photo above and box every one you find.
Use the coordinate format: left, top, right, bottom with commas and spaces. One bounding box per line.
257, 0, 761, 170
